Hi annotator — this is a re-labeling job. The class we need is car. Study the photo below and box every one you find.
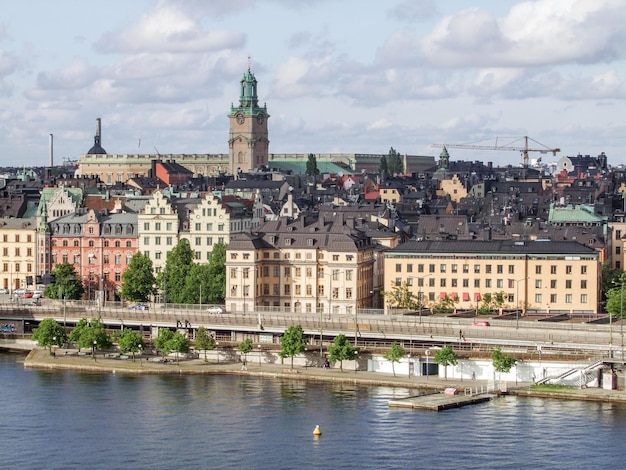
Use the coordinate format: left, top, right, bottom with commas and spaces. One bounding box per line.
0, 288, 7, 294
14, 288, 26, 295
23, 292, 34, 298
206, 306, 224, 314
129, 304, 148, 311
471, 321, 490, 327
32, 291, 43, 299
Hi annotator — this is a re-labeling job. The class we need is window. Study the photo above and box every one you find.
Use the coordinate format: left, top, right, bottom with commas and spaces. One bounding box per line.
451, 264, 458, 273
155, 222, 161, 231
74, 254, 80, 264
155, 237, 161, 245
195, 237, 201, 246
551, 280, 557, 289
218, 224, 224, 232
486, 264, 492, 274
463, 264, 469, 273
581, 294, 588, 303
486, 279, 492, 288
345, 270, 353, 281
284, 267, 291, 277
440, 264, 446, 273
497, 279, 503, 288
566, 265, 572, 275
144, 237, 150, 245
126, 241, 132, 248
115, 272, 121, 282
418, 264, 424, 273
166, 223, 172, 231
535, 294, 542, 303
474, 265, 480, 273
497, 265, 503, 274
406, 264, 412, 273
618, 247, 622, 255
581, 266, 587, 275
565, 294, 572, 303
167, 237, 173, 245
550, 293, 557, 303
440, 279, 446, 287
463, 279, 469, 288
62, 240, 68, 247
535, 280, 542, 288
115, 241, 121, 248
273, 267, 280, 277
508, 265, 514, 274
616, 230, 622, 240
346, 288, 352, 299
396, 264, 402, 273
565, 280, 572, 289
551, 265, 557, 275
88, 240, 94, 248
74, 240, 79, 247
115, 254, 121, 264
535, 265, 542, 275
429, 264, 435, 273
474, 279, 480, 288
581, 280, 587, 289
155, 252, 161, 260
451, 279, 457, 287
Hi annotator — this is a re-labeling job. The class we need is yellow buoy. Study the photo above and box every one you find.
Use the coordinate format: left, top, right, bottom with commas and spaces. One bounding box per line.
313, 425, 322, 436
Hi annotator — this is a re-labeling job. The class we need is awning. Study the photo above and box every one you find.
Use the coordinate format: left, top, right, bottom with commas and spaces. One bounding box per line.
440, 292, 447, 299
462, 293, 470, 301
474, 293, 481, 301
451, 292, 459, 300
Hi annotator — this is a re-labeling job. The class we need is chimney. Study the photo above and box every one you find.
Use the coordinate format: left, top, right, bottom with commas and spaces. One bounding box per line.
49, 134, 54, 167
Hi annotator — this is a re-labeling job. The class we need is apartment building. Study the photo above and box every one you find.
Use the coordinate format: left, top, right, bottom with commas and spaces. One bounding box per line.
49, 209, 138, 301
384, 239, 601, 314
225, 214, 376, 315
0, 217, 37, 292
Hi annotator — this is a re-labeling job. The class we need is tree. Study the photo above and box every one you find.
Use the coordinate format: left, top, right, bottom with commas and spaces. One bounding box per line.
206, 243, 226, 304
434, 346, 458, 380
383, 281, 421, 313
279, 325, 306, 369
115, 328, 144, 361
606, 272, 626, 320
602, 261, 623, 302
477, 292, 506, 315
195, 326, 216, 362
161, 240, 194, 304
154, 328, 175, 358
383, 342, 406, 377
32, 318, 66, 353
432, 294, 458, 314
181, 263, 211, 304
121, 252, 156, 302
491, 347, 517, 374
73, 318, 111, 358
379, 156, 389, 178
387, 147, 403, 175
306, 153, 320, 178
168, 332, 190, 365
68, 318, 89, 351
44, 262, 84, 300
328, 334, 358, 372
238, 338, 253, 364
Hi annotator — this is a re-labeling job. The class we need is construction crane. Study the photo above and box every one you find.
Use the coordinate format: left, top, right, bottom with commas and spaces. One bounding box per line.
432, 136, 560, 168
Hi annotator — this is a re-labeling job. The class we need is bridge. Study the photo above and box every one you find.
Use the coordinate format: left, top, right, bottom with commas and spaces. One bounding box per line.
1, 300, 624, 361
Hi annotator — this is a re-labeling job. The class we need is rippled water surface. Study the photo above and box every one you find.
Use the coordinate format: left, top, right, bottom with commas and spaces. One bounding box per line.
2, 352, 626, 469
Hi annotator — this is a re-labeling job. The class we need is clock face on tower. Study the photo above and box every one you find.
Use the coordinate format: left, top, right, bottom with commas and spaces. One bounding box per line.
256, 113, 264, 124
236, 112, 244, 124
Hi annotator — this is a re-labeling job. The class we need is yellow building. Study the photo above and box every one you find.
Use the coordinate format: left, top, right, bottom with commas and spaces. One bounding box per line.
384, 239, 601, 315
0, 217, 38, 293
225, 214, 376, 315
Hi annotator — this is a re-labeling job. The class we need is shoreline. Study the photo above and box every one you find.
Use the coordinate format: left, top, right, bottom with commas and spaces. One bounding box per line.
20, 348, 626, 403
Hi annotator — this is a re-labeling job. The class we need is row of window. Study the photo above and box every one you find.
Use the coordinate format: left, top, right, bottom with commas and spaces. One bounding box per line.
397, 277, 588, 290
53, 239, 132, 248
51, 253, 131, 265
229, 267, 355, 280
395, 263, 588, 276
1, 234, 33, 243
2, 247, 33, 257
1, 262, 33, 273
230, 284, 355, 299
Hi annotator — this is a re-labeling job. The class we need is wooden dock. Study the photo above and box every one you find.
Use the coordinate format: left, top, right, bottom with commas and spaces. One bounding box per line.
389, 391, 498, 411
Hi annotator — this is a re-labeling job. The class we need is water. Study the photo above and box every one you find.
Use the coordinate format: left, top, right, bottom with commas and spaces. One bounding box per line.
2, 352, 626, 469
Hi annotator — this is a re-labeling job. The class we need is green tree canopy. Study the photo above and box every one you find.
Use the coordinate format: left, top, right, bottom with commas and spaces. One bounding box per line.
121, 252, 156, 302
161, 240, 194, 304
387, 147, 403, 175
606, 272, 626, 319
383, 282, 422, 312
68, 318, 89, 351
73, 318, 112, 355
477, 292, 506, 315
168, 332, 190, 364
32, 318, 66, 353
379, 156, 389, 177
238, 338, 253, 361
434, 346, 458, 380
279, 325, 306, 369
328, 334, 358, 372
306, 153, 320, 178
432, 294, 458, 314
115, 328, 144, 361
44, 262, 84, 300
206, 243, 226, 303
181, 263, 211, 304
194, 326, 216, 362
383, 341, 406, 377
491, 347, 517, 374
154, 328, 175, 357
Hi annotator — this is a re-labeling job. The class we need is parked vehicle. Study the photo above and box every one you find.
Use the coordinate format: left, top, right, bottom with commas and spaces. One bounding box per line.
206, 306, 224, 314
129, 304, 148, 311
471, 321, 490, 327
23, 292, 34, 298
32, 291, 43, 299
0, 288, 7, 294
14, 288, 26, 295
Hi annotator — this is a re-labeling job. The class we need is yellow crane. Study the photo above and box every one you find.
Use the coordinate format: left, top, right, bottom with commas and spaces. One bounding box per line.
432, 136, 560, 168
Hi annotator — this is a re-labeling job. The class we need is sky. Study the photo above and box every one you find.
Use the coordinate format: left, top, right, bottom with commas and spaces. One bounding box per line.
1, 0, 625, 168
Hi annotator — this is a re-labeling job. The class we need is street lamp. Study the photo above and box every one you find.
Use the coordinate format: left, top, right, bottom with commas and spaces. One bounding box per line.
408, 274, 431, 324
425, 349, 430, 380
138, 344, 143, 365
93, 340, 97, 362
514, 277, 528, 329
258, 344, 262, 367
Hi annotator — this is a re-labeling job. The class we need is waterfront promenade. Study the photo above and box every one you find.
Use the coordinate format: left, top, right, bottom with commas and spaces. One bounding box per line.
23, 348, 626, 404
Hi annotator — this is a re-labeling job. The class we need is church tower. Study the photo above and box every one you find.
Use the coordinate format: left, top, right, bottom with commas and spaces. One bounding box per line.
228, 67, 269, 175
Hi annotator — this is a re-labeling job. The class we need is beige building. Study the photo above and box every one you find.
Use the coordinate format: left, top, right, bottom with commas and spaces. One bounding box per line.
225, 214, 376, 315
0, 217, 38, 292
608, 221, 626, 270
437, 174, 468, 203
384, 239, 601, 315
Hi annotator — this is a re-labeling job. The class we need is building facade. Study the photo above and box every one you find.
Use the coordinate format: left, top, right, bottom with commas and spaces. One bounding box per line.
384, 239, 601, 315
225, 214, 376, 315
0, 217, 37, 293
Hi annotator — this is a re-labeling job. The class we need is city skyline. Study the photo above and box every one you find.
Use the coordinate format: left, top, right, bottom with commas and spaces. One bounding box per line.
1, 0, 624, 167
